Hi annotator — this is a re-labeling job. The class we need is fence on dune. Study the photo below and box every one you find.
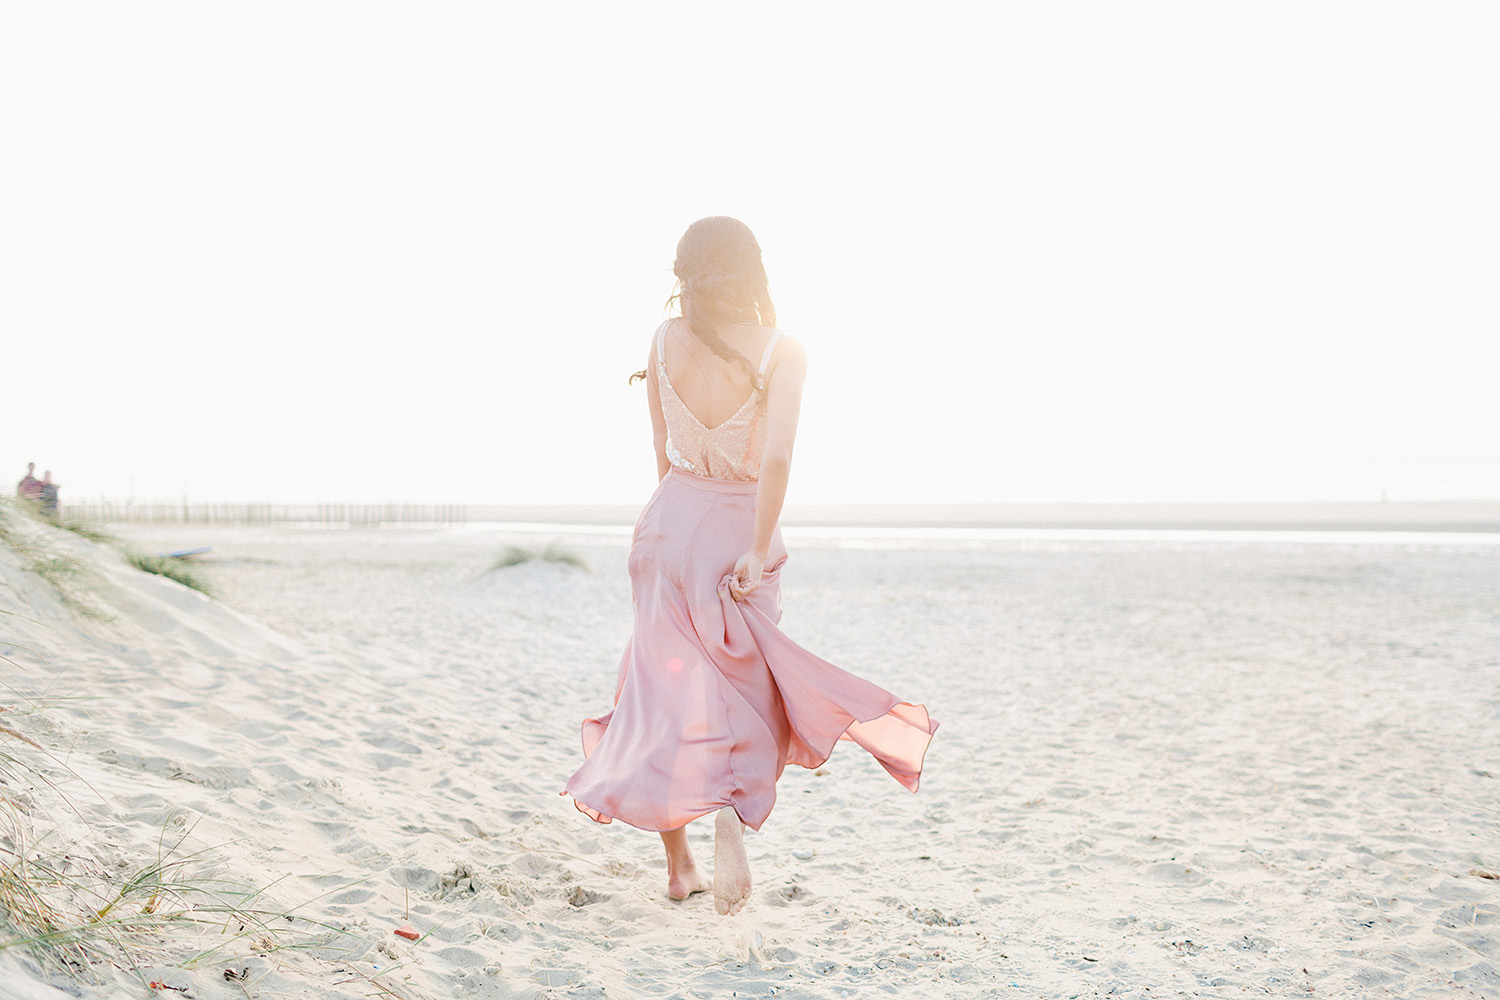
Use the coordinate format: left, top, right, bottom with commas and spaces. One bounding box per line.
65, 500, 470, 526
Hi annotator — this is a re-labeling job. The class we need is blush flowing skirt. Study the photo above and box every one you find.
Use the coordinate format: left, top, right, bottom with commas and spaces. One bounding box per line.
563, 469, 938, 833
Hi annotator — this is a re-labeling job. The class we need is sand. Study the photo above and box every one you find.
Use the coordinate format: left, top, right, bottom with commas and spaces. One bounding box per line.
2, 515, 1498, 999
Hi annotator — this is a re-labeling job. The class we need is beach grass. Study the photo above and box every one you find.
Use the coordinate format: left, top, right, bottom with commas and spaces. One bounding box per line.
0, 500, 118, 545
0, 710, 371, 990
51, 518, 120, 546
122, 552, 214, 598
0, 738, 355, 985
0, 499, 27, 552
1, 500, 113, 619
22, 553, 113, 623
0, 808, 325, 983
0, 721, 43, 795
0, 498, 115, 545
24, 551, 89, 593
489, 542, 591, 573
2, 497, 214, 603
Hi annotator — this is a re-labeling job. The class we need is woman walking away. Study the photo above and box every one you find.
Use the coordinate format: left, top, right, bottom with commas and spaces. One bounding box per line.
564, 217, 938, 916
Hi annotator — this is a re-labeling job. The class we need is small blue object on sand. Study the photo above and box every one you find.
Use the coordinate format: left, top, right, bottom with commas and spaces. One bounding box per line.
156, 547, 212, 559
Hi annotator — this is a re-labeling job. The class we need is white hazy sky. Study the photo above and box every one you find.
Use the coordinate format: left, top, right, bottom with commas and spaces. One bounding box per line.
3, 3, 1496, 505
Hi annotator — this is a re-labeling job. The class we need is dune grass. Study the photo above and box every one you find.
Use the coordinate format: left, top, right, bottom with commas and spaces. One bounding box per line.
0, 499, 116, 546
0, 721, 361, 988
1, 499, 110, 619
0, 719, 42, 794
489, 542, 591, 573
51, 518, 120, 546
0, 499, 27, 553
121, 552, 214, 598
1, 497, 213, 605
0, 524, 390, 993
21, 550, 85, 589
0, 689, 384, 992
0, 803, 348, 984
15, 549, 113, 623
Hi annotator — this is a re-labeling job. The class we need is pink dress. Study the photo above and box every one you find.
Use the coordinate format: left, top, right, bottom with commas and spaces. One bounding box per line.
563, 321, 938, 832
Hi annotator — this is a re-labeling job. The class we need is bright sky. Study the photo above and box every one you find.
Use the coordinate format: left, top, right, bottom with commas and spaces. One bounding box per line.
4, 3, 1496, 505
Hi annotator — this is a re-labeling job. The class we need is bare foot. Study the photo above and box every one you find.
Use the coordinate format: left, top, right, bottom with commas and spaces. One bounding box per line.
660, 826, 708, 900
713, 807, 751, 916
667, 860, 708, 900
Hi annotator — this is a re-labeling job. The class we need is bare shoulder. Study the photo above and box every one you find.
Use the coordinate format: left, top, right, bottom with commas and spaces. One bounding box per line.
771, 331, 807, 369
766, 331, 807, 387
647, 317, 677, 361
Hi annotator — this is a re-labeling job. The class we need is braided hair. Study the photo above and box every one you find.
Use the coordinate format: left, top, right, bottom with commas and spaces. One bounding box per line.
630, 217, 777, 386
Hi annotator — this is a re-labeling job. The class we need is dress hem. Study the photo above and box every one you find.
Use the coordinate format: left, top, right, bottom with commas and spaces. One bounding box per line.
561, 698, 938, 833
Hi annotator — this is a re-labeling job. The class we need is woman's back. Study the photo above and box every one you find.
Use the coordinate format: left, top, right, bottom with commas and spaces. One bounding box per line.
655, 318, 782, 482
659, 318, 778, 425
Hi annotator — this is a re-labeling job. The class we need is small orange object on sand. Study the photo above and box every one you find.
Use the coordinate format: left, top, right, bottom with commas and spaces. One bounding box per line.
394, 924, 420, 940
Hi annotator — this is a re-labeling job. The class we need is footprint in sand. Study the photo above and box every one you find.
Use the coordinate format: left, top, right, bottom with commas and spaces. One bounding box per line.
566, 885, 604, 906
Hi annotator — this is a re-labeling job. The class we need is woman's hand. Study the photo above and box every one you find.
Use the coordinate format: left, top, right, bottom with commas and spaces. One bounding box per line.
729, 550, 766, 602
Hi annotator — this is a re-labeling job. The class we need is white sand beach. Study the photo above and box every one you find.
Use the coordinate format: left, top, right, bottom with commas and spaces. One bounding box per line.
2, 512, 1498, 999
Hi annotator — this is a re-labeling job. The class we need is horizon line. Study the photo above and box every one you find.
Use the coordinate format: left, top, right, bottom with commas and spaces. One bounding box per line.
53, 497, 1500, 533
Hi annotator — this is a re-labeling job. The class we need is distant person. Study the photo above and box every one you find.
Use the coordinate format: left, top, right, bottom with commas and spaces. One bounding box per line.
38, 470, 60, 519
563, 217, 938, 916
16, 462, 42, 502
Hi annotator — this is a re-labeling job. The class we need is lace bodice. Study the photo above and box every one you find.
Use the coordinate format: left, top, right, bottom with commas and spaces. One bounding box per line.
656, 320, 782, 482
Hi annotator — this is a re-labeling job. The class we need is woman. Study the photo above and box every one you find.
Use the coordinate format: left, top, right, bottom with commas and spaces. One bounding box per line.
564, 217, 937, 916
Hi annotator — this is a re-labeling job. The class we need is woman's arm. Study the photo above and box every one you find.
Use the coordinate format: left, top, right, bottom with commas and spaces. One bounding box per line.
645, 330, 670, 480
731, 336, 807, 600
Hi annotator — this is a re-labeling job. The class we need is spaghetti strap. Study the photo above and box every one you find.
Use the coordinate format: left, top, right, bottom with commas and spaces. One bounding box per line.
654, 319, 673, 368
757, 330, 783, 381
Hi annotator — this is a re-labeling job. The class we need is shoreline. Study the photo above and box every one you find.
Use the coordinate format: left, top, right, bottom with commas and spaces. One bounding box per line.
776, 500, 1500, 533
62, 500, 1500, 533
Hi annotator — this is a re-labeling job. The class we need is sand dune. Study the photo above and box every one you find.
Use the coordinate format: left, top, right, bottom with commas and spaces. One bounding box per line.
2, 515, 1497, 998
